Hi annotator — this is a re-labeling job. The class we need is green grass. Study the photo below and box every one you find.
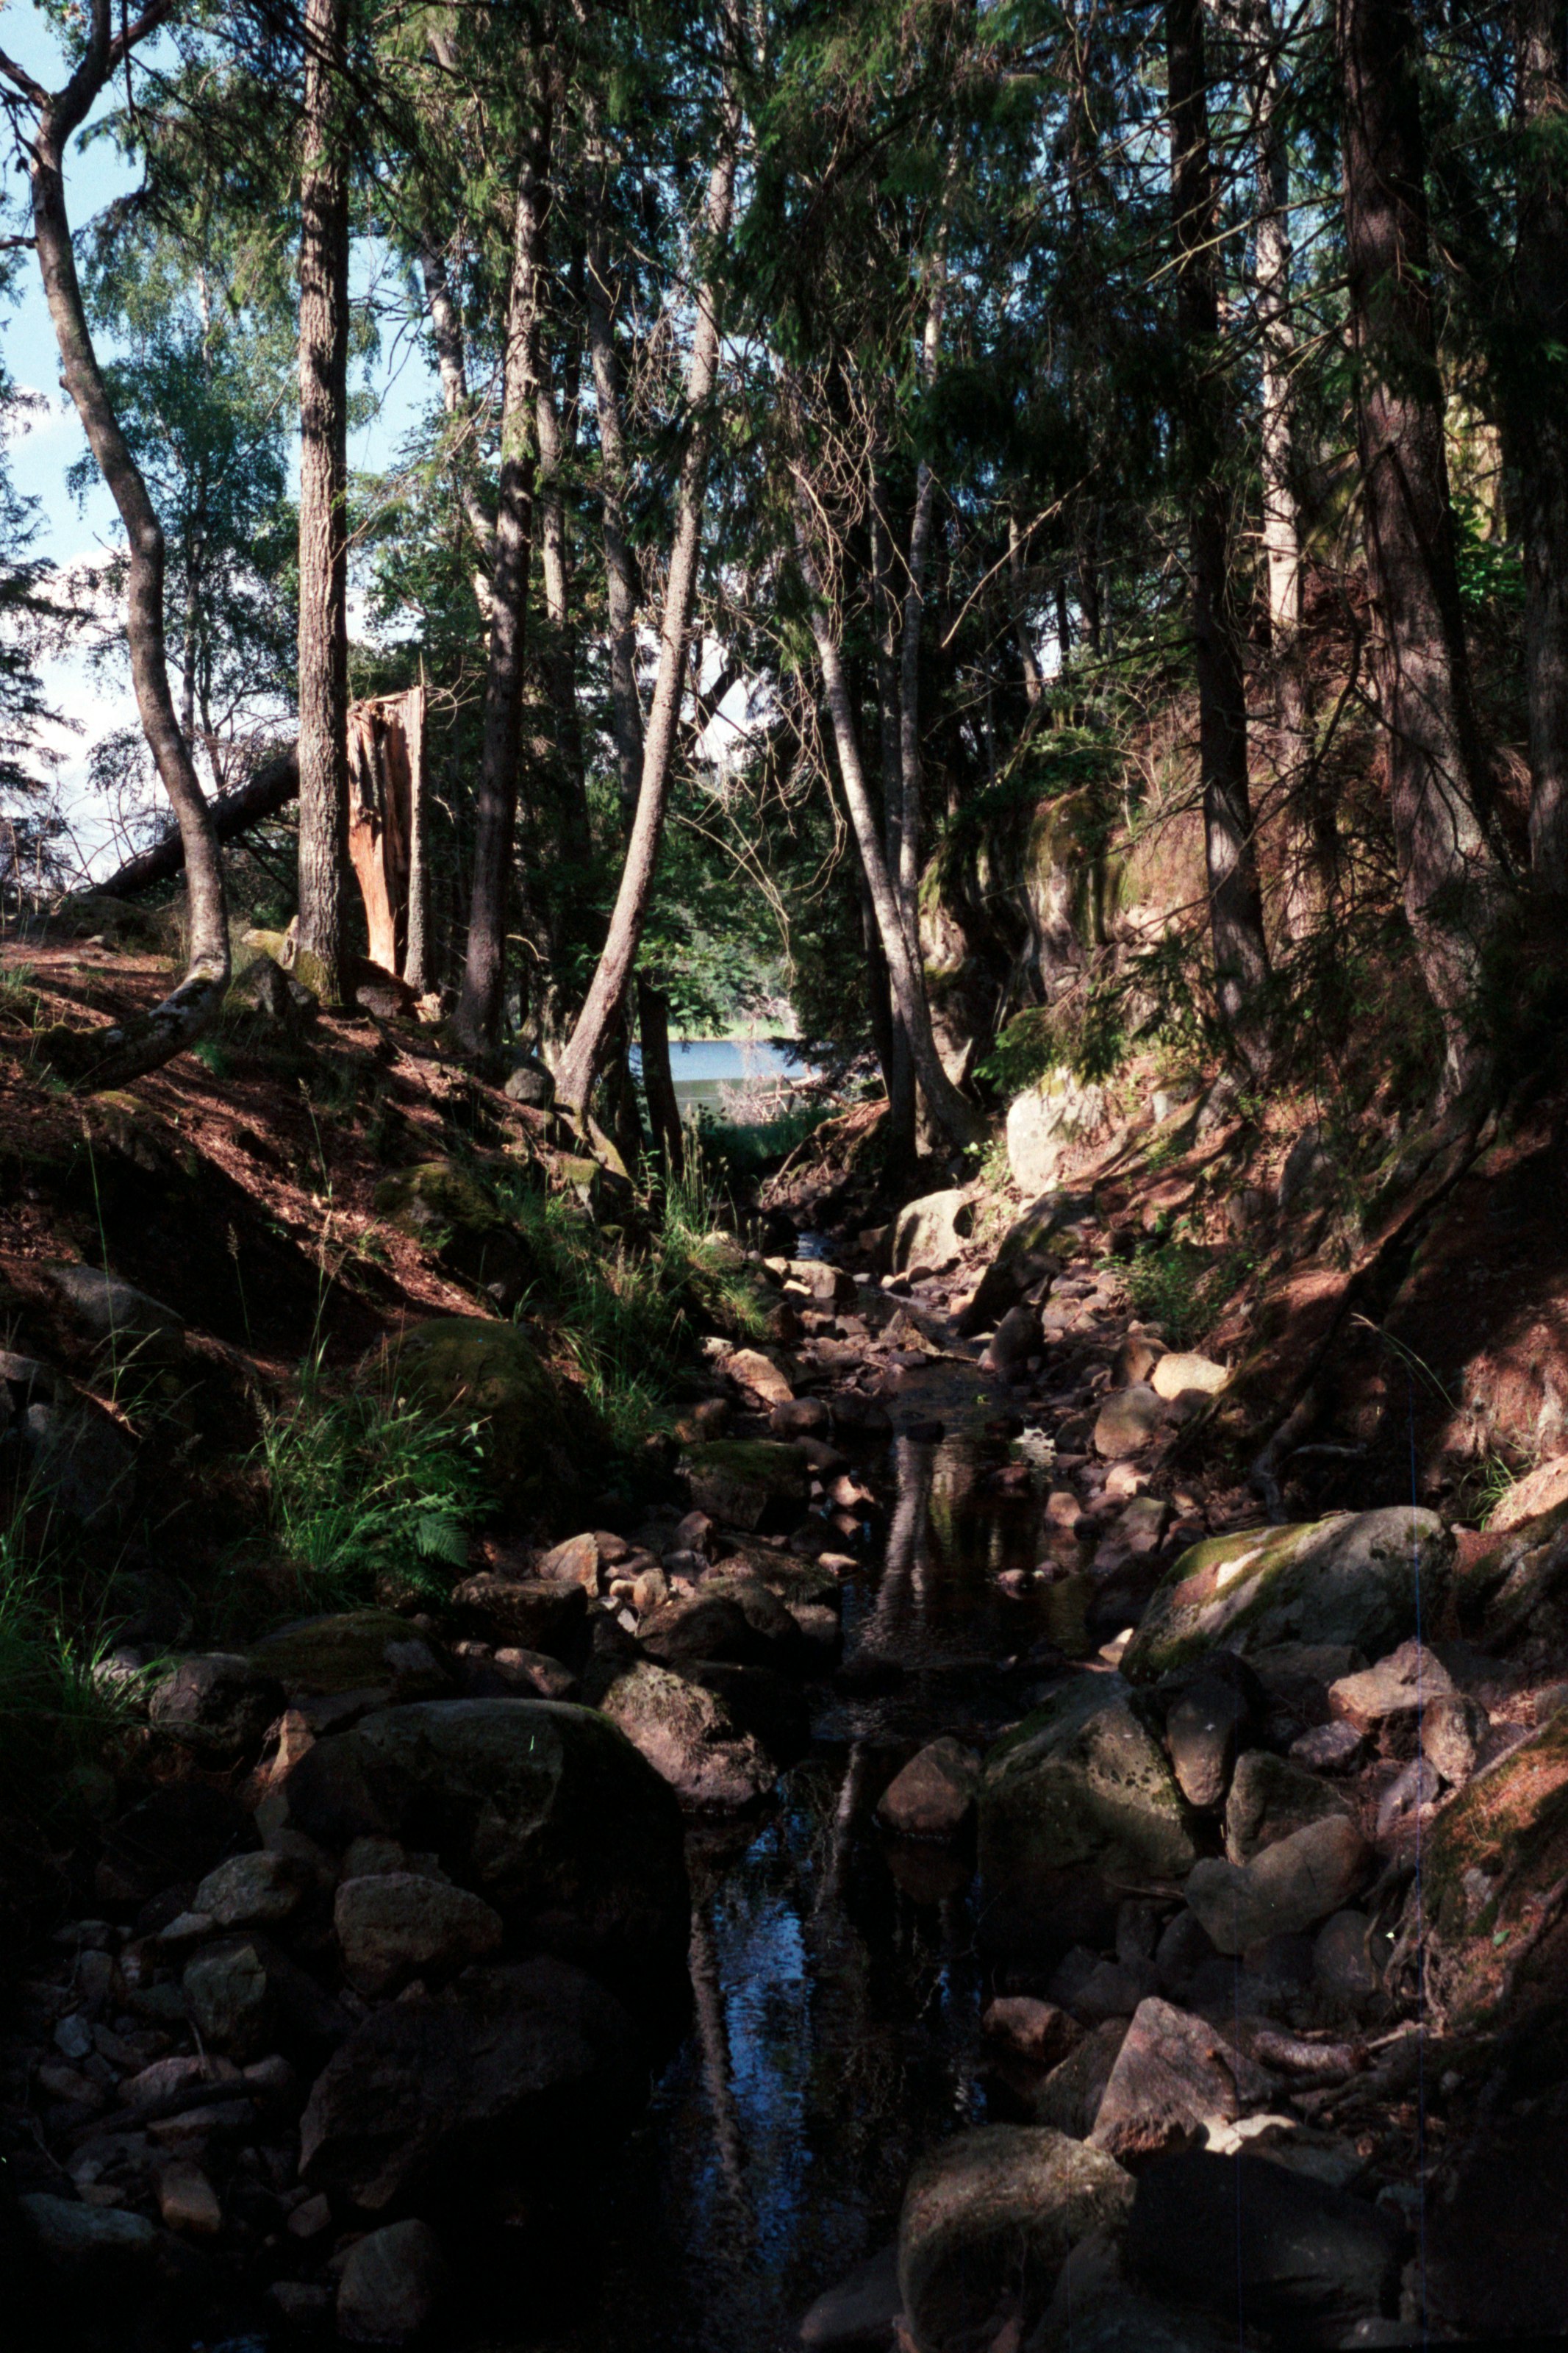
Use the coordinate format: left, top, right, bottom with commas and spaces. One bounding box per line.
1124, 1233, 1256, 1352
692, 1101, 835, 1193
0, 1499, 143, 1824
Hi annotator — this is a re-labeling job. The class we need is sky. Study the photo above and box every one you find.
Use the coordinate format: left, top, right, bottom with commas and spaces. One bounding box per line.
0, 0, 437, 875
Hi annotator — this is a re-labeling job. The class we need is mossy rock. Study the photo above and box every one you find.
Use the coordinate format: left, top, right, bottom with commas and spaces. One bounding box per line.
1120, 1508, 1453, 1685
377, 1317, 586, 1524
1417, 1710, 1568, 2029
681, 1440, 809, 1532
557, 1153, 636, 1227
373, 1161, 537, 1310
249, 1610, 453, 1700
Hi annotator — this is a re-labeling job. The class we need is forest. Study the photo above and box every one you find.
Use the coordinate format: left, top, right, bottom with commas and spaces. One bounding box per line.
4, 0, 1568, 2349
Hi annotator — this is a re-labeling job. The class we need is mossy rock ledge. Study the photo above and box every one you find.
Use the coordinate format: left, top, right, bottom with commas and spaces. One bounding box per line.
1413, 1707, 1568, 2031
375, 1316, 587, 1524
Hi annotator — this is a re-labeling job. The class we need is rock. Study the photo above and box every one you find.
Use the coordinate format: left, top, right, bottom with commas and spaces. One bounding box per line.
877, 1738, 981, 1840
334, 1873, 504, 1995
19, 2193, 157, 2265
1289, 1721, 1364, 1772
1030, 2231, 1240, 2352
692, 1571, 808, 1666
300, 1958, 642, 2208
148, 1652, 284, 1758
981, 1303, 1042, 1380
1121, 1509, 1454, 1684
978, 1679, 1198, 1949
1328, 1640, 1454, 1755
1223, 1751, 1353, 1864
1092, 1386, 1169, 1460
193, 1849, 307, 1929
1184, 1816, 1368, 1955
598, 1660, 776, 1810
720, 1347, 795, 1407
770, 1397, 830, 1438
249, 1610, 452, 1702
491, 1646, 579, 1700
1420, 1689, 1487, 1785
1028, 2022, 1131, 2137
155, 2157, 221, 2235
1373, 1756, 1439, 1843
1313, 1911, 1381, 2005
44, 1263, 185, 1364
682, 1440, 809, 1531
21, 1393, 137, 1528
272, 2282, 333, 2324
503, 1057, 555, 1108
898, 2125, 1133, 2353
277, 1699, 688, 2011
1425, 2102, 1568, 2337
1051, 1952, 1159, 2024
1484, 1451, 1568, 1535
1153, 1910, 1219, 2003
890, 1188, 975, 1277
981, 1996, 1080, 2066
180, 1938, 271, 2060
681, 1660, 811, 1762
448, 1575, 587, 1658
1251, 1640, 1368, 1725
1148, 1353, 1227, 1403
1162, 1677, 1252, 1810
379, 1317, 583, 1520
535, 1532, 606, 1593
1006, 1073, 1106, 1196
1125, 2152, 1402, 2346
337, 2218, 445, 2344
372, 1163, 534, 1308
638, 1590, 767, 1670
798, 2240, 901, 2349
1087, 1999, 1271, 2163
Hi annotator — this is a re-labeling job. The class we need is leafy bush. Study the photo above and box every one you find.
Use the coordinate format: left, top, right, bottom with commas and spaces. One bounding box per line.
1124, 1234, 1255, 1351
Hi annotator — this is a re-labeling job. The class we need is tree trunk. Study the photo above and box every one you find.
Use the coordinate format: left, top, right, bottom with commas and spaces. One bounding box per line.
418, 235, 495, 618
1007, 513, 1045, 706
637, 977, 685, 1177
792, 499, 984, 1154
1169, 0, 1272, 1069
1514, 0, 1568, 890
868, 485, 917, 1162
454, 80, 551, 1060
19, 15, 230, 1088
536, 335, 591, 864
404, 685, 431, 994
89, 745, 299, 899
1338, 0, 1506, 1089
296, 0, 350, 1007
586, 217, 643, 825
554, 117, 740, 1118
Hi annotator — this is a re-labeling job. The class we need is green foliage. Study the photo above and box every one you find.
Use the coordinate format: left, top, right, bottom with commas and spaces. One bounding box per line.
1453, 497, 1525, 615
1124, 1233, 1256, 1352
0, 1504, 137, 1821
692, 1101, 836, 1193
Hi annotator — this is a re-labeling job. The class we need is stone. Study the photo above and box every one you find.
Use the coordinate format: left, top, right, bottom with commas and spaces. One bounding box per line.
890, 1188, 975, 1277
372, 1163, 534, 1307
193, 1849, 307, 1929
1421, 1689, 1487, 1785
638, 1590, 767, 1670
770, 1397, 830, 1438
981, 1996, 1080, 2067
682, 1440, 809, 1531
692, 1571, 807, 1665
877, 1739, 981, 1840
979, 1679, 1198, 1944
44, 1263, 185, 1363
337, 2218, 445, 2344
272, 2282, 333, 2324
1051, 1953, 1159, 2024
1153, 1911, 1219, 2003
721, 1347, 795, 1407
1185, 1816, 1369, 1955
1115, 1494, 1170, 1556
182, 1938, 273, 2060
1425, 2102, 1568, 2338
1289, 1721, 1364, 1772
1148, 1353, 1227, 1403
1006, 1074, 1106, 1197
21, 1394, 137, 1527
1313, 1912, 1381, 2005
1485, 1451, 1568, 1535
155, 2157, 221, 2235
897, 2125, 1133, 2353
1088, 1999, 1271, 2163
287, 2191, 332, 2238
1374, 1756, 1440, 1844
1328, 1640, 1454, 1755
448, 1575, 587, 1658
378, 1317, 583, 1520
1223, 1750, 1354, 1865
598, 1660, 776, 1810
1251, 1640, 1368, 1725
1028, 2022, 1131, 2137
503, 1057, 555, 1107
491, 1646, 579, 1700
300, 1958, 642, 2209
1125, 2152, 1402, 2346
121, 2052, 244, 2120
334, 1873, 504, 1996
250, 1610, 451, 1702
1121, 1509, 1454, 1684
1092, 1386, 1169, 1460
1031, 2231, 1240, 2352
982, 1303, 1042, 1381
278, 1699, 688, 2012
148, 1652, 284, 1757
18, 2193, 157, 2265
1162, 1678, 1251, 1810
798, 2240, 902, 2349
534, 1532, 604, 1593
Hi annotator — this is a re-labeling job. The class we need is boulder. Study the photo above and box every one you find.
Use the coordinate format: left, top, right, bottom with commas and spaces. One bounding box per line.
1484, 1451, 1568, 1535
277, 1699, 688, 2011
981, 1303, 1042, 1382
148, 1652, 284, 1758
1006, 1073, 1106, 1197
1092, 1387, 1169, 1460
1148, 1353, 1227, 1404
183, 1933, 349, 2060
682, 1440, 809, 1531
978, 1680, 1198, 1949
372, 1162, 534, 1308
798, 2241, 902, 2350
503, 1058, 555, 1109
597, 1660, 776, 1810
720, 1347, 795, 1407
334, 1872, 503, 1995
1184, 1816, 1368, 1956
378, 1318, 584, 1521
1421, 1689, 1487, 1785
1223, 1751, 1354, 1865
1028, 2022, 1131, 2137
18, 2193, 157, 2267
1030, 2231, 1241, 2352
1120, 1510, 1454, 1684
449, 1575, 587, 1659
96, 1782, 257, 1907
21, 1393, 137, 1528
898, 2124, 1132, 2353
638, 1590, 768, 1670
299, 1957, 642, 2209
250, 1610, 453, 1703
534, 1532, 605, 1593
890, 1188, 975, 1277
1327, 1640, 1454, 1756
981, 1996, 1081, 2067
691, 1571, 808, 1667
1087, 1999, 1270, 2163
1161, 1675, 1253, 1810
1125, 2152, 1402, 2346
877, 1739, 981, 1840
43, 1263, 185, 1365
192, 1850, 307, 1929
338, 2218, 445, 2345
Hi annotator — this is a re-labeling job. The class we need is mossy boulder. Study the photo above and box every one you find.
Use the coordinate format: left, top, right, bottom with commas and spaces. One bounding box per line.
249, 1610, 454, 1702
681, 1440, 809, 1531
378, 1317, 585, 1524
1120, 1508, 1453, 1685
373, 1162, 535, 1308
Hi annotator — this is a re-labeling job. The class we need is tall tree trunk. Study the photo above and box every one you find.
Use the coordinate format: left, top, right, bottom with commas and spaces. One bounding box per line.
418, 235, 495, 618
536, 335, 591, 864
296, 0, 351, 1005
1338, 0, 1506, 1090
12, 13, 230, 1086
1514, 0, 1568, 890
554, 112, 740, 1118
1170, 0, 1272, 1069
1007, 513, 1045, 706
868, 485, 917, 1162
454, 80, 551, 1060
637, 977, 685, 1176
792, 498, 984, 1154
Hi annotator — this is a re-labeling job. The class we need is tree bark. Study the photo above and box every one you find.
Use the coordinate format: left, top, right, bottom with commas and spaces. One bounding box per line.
636, 976, 685, 1176
554, 112, 740, 1117
1007, 512, 1045, 706
1337, 0, 1505, 1088
4, 1, 231, 1086
454, 78, 551, 1060
586, 216, 643, 825
418, 235, 496, 618
868, 484, 917, 1160
1513, 0, 1568, 891
536, 332, 591, 864
296, 0, 351, 1007
1170, 0, 1272, 1070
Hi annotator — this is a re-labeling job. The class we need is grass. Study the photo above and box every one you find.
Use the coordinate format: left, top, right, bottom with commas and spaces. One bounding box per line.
692, 1101, 835, 1193
0, 1497, 143, 1826
1124, 1232, 1256, 1352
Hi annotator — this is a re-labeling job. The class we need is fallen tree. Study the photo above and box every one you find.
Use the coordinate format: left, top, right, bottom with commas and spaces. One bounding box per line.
89, 745, 298, 900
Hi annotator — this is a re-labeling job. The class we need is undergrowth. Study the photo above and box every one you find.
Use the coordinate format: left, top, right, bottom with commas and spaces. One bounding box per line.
694, 1101, 835, 1192
0, 1497, 140, 1825
1124, 1231, 1256, 1351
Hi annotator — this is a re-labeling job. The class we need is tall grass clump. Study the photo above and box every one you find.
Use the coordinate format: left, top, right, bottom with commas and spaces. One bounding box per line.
0, 1500, 137, 1823
1125, 1233, 1256, 1352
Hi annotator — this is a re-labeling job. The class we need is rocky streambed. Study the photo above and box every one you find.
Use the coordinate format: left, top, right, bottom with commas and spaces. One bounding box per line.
7, 1227, 1568, 2350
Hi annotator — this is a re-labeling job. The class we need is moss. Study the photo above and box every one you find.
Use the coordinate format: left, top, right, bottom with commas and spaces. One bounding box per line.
249, 1609, 442, 1696
377, 1316, 588, 1524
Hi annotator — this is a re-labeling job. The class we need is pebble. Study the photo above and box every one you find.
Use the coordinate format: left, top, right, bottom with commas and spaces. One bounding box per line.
157, 2157, 222, 2235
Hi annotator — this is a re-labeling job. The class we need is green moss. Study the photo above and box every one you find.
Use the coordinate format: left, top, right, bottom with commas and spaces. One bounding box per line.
379, 1316, 589, 1524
